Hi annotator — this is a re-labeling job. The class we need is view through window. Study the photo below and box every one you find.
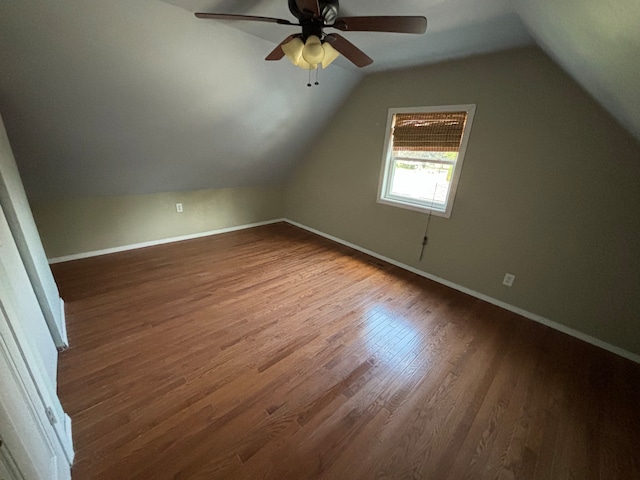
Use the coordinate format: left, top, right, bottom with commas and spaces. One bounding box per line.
378, 105, 476, 218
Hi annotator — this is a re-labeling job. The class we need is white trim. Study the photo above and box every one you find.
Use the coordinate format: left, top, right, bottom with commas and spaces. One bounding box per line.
62, 414, 72, 463
284, 219, 640, 365
57, 298, 68, 350
377, 104, 477, 219
47, 219, 285, 264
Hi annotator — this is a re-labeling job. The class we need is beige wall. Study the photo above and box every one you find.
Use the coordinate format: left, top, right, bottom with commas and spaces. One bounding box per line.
32, 186, 284, 259
285, 47, 640, 356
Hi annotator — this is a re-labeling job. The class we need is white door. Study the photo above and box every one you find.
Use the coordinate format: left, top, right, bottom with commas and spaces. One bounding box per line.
0, 437, 24, 480
0, 330, 58, 479
0, 203, 71, 480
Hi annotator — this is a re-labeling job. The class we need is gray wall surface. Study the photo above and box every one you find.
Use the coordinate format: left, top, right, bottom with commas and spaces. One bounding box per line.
31, 186, 284, 259
285, 47, 640, 356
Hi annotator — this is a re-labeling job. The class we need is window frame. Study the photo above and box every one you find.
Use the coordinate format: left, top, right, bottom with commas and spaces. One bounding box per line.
377, 104, 476, 218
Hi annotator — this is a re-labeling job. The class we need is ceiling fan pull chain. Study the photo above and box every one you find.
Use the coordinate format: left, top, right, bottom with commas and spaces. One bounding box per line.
419, 173, 442, 261
307, 68, 312, 87
315, 67, 319, 86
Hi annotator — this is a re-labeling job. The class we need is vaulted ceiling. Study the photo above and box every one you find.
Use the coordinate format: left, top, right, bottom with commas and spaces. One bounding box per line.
0, 1, 637, 199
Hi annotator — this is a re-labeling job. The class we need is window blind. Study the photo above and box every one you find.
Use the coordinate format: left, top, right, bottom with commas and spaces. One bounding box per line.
392, 112, 467, 152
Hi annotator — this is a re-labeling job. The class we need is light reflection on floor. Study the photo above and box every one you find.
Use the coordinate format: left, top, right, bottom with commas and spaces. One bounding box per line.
362, 304, 428, 378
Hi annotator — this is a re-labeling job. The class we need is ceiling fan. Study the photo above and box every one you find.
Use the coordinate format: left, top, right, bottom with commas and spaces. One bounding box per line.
195, 0, 427, 70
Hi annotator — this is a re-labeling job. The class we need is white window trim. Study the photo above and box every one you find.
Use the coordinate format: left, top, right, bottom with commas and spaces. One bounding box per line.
377, 104, 476, 218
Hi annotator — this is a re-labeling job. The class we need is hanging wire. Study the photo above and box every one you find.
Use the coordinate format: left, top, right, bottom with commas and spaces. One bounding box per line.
306, 67, 320, 87
419, 165, 442, 261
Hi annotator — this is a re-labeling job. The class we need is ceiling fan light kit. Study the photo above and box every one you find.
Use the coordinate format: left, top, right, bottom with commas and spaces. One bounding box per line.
195, 0, 427, 76
281, 35, 340, 70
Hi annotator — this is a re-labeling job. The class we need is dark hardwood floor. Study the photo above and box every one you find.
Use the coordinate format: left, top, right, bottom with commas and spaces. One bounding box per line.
54, 222, 640, 479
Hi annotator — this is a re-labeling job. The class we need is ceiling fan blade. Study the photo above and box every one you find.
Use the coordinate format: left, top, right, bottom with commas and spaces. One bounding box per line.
325, 34, 372, 68
332, 16, 427, 34
295, 0, 320, 16
265, 35, 298, 61
195, 13, 296, 26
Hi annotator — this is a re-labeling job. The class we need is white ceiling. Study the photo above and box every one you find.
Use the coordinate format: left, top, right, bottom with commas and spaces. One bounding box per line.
0, 1, 637, 199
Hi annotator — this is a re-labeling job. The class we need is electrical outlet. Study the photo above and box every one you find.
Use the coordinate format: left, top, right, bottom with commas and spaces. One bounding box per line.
503, 273, 515, 287
176, 203, 183, 213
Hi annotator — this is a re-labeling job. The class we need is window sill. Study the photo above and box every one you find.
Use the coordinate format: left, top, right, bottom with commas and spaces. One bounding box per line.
377, 197, 452, 218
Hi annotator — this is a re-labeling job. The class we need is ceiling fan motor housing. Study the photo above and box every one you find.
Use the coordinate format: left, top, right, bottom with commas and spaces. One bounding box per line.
288, 0, 339, 25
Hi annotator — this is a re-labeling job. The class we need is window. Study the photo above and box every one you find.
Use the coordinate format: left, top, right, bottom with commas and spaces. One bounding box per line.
377, 104, 476, 218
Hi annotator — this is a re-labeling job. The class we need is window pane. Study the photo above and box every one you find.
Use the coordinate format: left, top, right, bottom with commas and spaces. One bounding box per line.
389, 159, 453, 206
378, 104, 476, 218
394, 150, 458, 162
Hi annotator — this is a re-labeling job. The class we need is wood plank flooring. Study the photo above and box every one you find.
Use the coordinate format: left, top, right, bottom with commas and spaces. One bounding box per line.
54, 222, 640, 479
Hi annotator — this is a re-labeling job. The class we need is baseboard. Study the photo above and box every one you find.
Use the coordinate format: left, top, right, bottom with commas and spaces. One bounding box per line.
45, 216, 639, 364
63, 413, 74, 464
284, 218, 640, 365
47, 219, 286, 264
57, 298, 69, 351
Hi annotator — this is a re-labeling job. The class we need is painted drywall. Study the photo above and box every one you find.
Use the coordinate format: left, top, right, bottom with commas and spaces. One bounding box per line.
285, 46, 640, 356
0, 113, 66, 347
514, 0, 640, 142
31, 186, 284, 258
0, 0, 362, 199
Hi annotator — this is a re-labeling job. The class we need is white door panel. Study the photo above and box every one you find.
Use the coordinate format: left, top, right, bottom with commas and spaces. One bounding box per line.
0, 315, 58, 480
0, 203, 71, 479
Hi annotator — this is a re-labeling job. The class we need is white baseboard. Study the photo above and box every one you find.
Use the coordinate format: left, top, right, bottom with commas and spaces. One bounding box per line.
47, 219, 286, 264
284, 219, 640, 365
57, 298, 68, 350
45, 217, 639, 364
63, 413, 74, 464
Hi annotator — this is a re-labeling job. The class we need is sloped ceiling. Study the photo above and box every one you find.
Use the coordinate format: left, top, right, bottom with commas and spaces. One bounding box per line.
0, 1, 637, 200
514, 0, 640, 145
0, 0, 359, 198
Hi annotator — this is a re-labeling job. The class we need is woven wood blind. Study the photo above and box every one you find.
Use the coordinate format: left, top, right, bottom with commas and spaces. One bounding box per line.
392, 111, 467, 152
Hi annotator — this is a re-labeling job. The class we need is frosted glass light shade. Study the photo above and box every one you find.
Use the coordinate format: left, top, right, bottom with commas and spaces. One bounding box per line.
321, 42, 340, 68
281, 37, 304, 65
281, 35, 340, 70
301, 36, 324, 65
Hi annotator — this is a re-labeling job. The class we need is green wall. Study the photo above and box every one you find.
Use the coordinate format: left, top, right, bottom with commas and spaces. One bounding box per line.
285, 47, 640, 356
31, 186, 283, 259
